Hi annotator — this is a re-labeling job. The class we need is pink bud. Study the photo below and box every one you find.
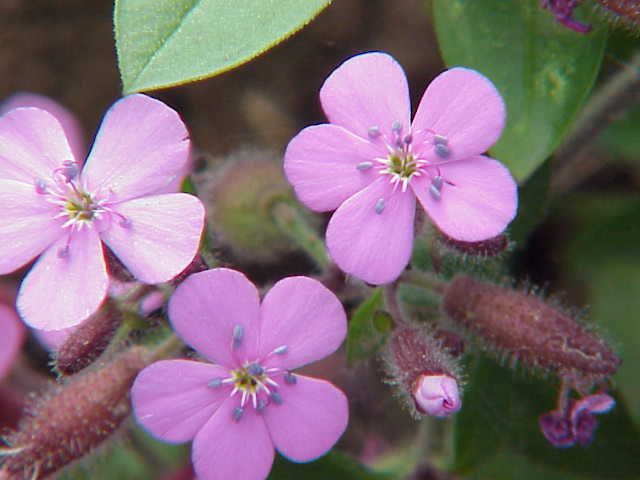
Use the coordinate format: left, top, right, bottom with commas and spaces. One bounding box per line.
413, 374, 461, 418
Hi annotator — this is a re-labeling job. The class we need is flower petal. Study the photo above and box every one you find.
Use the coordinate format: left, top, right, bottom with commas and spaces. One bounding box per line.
132, 360, 230, 443
263, 375, 348, 462
412, 68, 506, 162
258, 277, 346, 370
17, 228, 108, 330
0, 179, 64, 274
81, 94, 190, 202
284, 124, 383, 212
32, 327, 75, 352
99, 193, 204, 284
168, 268, 261, 368
0, 107, 76, 183
0, 92, 86, 161
326, 178, 416, 285
0, 305, 25, 381
412, 155, 517, 242
320, 52, 411, 142
192, 398, 274, 480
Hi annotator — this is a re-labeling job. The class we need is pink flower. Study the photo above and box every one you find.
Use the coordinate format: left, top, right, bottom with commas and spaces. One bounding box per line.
284, 52, 518, 284
132, 268, 349, 480
0, 94, 205, 330
0, 304, 25, 381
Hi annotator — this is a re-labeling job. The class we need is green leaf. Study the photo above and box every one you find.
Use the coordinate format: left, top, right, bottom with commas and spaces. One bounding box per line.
452, 356, 640, 479
346, 288, 385, 365
432, 0, 607, 181
115, 0, 332, 93
269, 451, 392, 480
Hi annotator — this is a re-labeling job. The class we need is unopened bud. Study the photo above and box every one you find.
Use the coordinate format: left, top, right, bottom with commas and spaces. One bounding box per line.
55, 301, 122, 376
385, 326, 462, 418
1, 347, 147, 479
594, 0, 640, 29
442, 276, 620, 381
413, 374, 461, 418
540, 0, 592, 33
439, 233, 508, 257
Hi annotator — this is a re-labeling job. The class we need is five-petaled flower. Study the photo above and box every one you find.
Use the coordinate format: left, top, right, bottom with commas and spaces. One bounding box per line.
0, 94, 204, 330
284, 52, 518, 284
132, 268, 349, 480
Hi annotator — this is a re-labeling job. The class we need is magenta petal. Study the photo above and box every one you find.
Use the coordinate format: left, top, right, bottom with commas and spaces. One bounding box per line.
0, 304, 25, 381
263, 375, 348, 462
320, 52, 411, 141
192, 398, 274, 480
572, 393, 616, 418
82, 94, 190, 202
17, 228, 108, 330
0, 107, 76, 183
412, 155, 517, 242
100, 193, 204, 284
168, 269, 261, 367
0, 93, 86, 161
326, 178, 416, 285
412, 68, 505, 162
0, 179, 64, 274
284, 124, 384, 212
132, 360, 230, 443
32, 326, 75, 352
258, 277, 346, 370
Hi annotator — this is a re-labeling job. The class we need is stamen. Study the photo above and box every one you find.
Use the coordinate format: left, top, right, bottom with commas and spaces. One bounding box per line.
433, 134, 448, 145
232, 324, 244, 349
375, 198, 385, 214
270, 391, 283, 405
432, 176, 443, 190
368, 126, 381, 139
403, 133, 413, 145
34, 178, 48, 194
248, 363, 264, 376
429, 185, 442, 201
356, 161, 374, 171
435, 143, 450, 159
284, 372, 297, 385
208, 378, 223, 388
273, 345, 288, 355
257, 399, 268, 412
119, 216, 132, 228
232, 407, 244, 422
391, 121, 402, 134
57, 245, 70, 259
55, 160, 79, 183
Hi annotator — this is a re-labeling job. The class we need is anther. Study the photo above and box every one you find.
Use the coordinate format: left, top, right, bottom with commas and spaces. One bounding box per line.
284, 372, 297, 385
257, 399, 268, 412
433, 134, 448, 145
435, 143, 450, 159
232, 324, 244, 349
208, 378, 222, 389
34, 178, 48, 194
432, 176, 443, 190
57, 245, 70, 259
375, 198, 385, 214
368, 126, 381, 139
59, 160, 79, 182
119, 217, 132, 228
232, 407, 244, 422
356, 161, 374, 171
270, 391, 283, 405
248, 363, 264, 376
391, 121, 402, 134
403, 133, 413, 145
273, 345, 288, 355
429, 185, 442, 201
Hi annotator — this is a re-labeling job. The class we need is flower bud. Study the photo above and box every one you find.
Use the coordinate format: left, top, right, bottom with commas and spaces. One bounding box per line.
54, 300, 122, 376
197, 148, 296, 264
442, 275, 620, 381
385, 326, 462, 418
439, 233, 509, 258
0, 347, 147, 479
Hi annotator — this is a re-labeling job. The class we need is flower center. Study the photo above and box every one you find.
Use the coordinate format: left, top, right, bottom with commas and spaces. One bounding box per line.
64, 190, 100, 224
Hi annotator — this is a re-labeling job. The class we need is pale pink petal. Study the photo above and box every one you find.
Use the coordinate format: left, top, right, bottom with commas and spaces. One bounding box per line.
32, 326, 75, 352
168, 269, 260, 368
132, 360, 231, 443
263, 375, 348, 462
411, 68, 506, 162
192, 398, 274, 480
0, 304, 25, 380
0, 107, 76, 183
0, 93, 85, 160
99, 193, 204, 284
0, 179, 64, 274
258, 277, 346, 370
412, 155, 517, 242
82, 94, 190, 202
326, 178, 416, 285
17, 228, 108, 330
320, 52, 411, 142
284, 124, 384, 212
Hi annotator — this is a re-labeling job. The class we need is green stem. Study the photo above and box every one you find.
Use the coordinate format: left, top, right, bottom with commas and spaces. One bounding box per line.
399, 270, 447, 296
271, 201, 329, 269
